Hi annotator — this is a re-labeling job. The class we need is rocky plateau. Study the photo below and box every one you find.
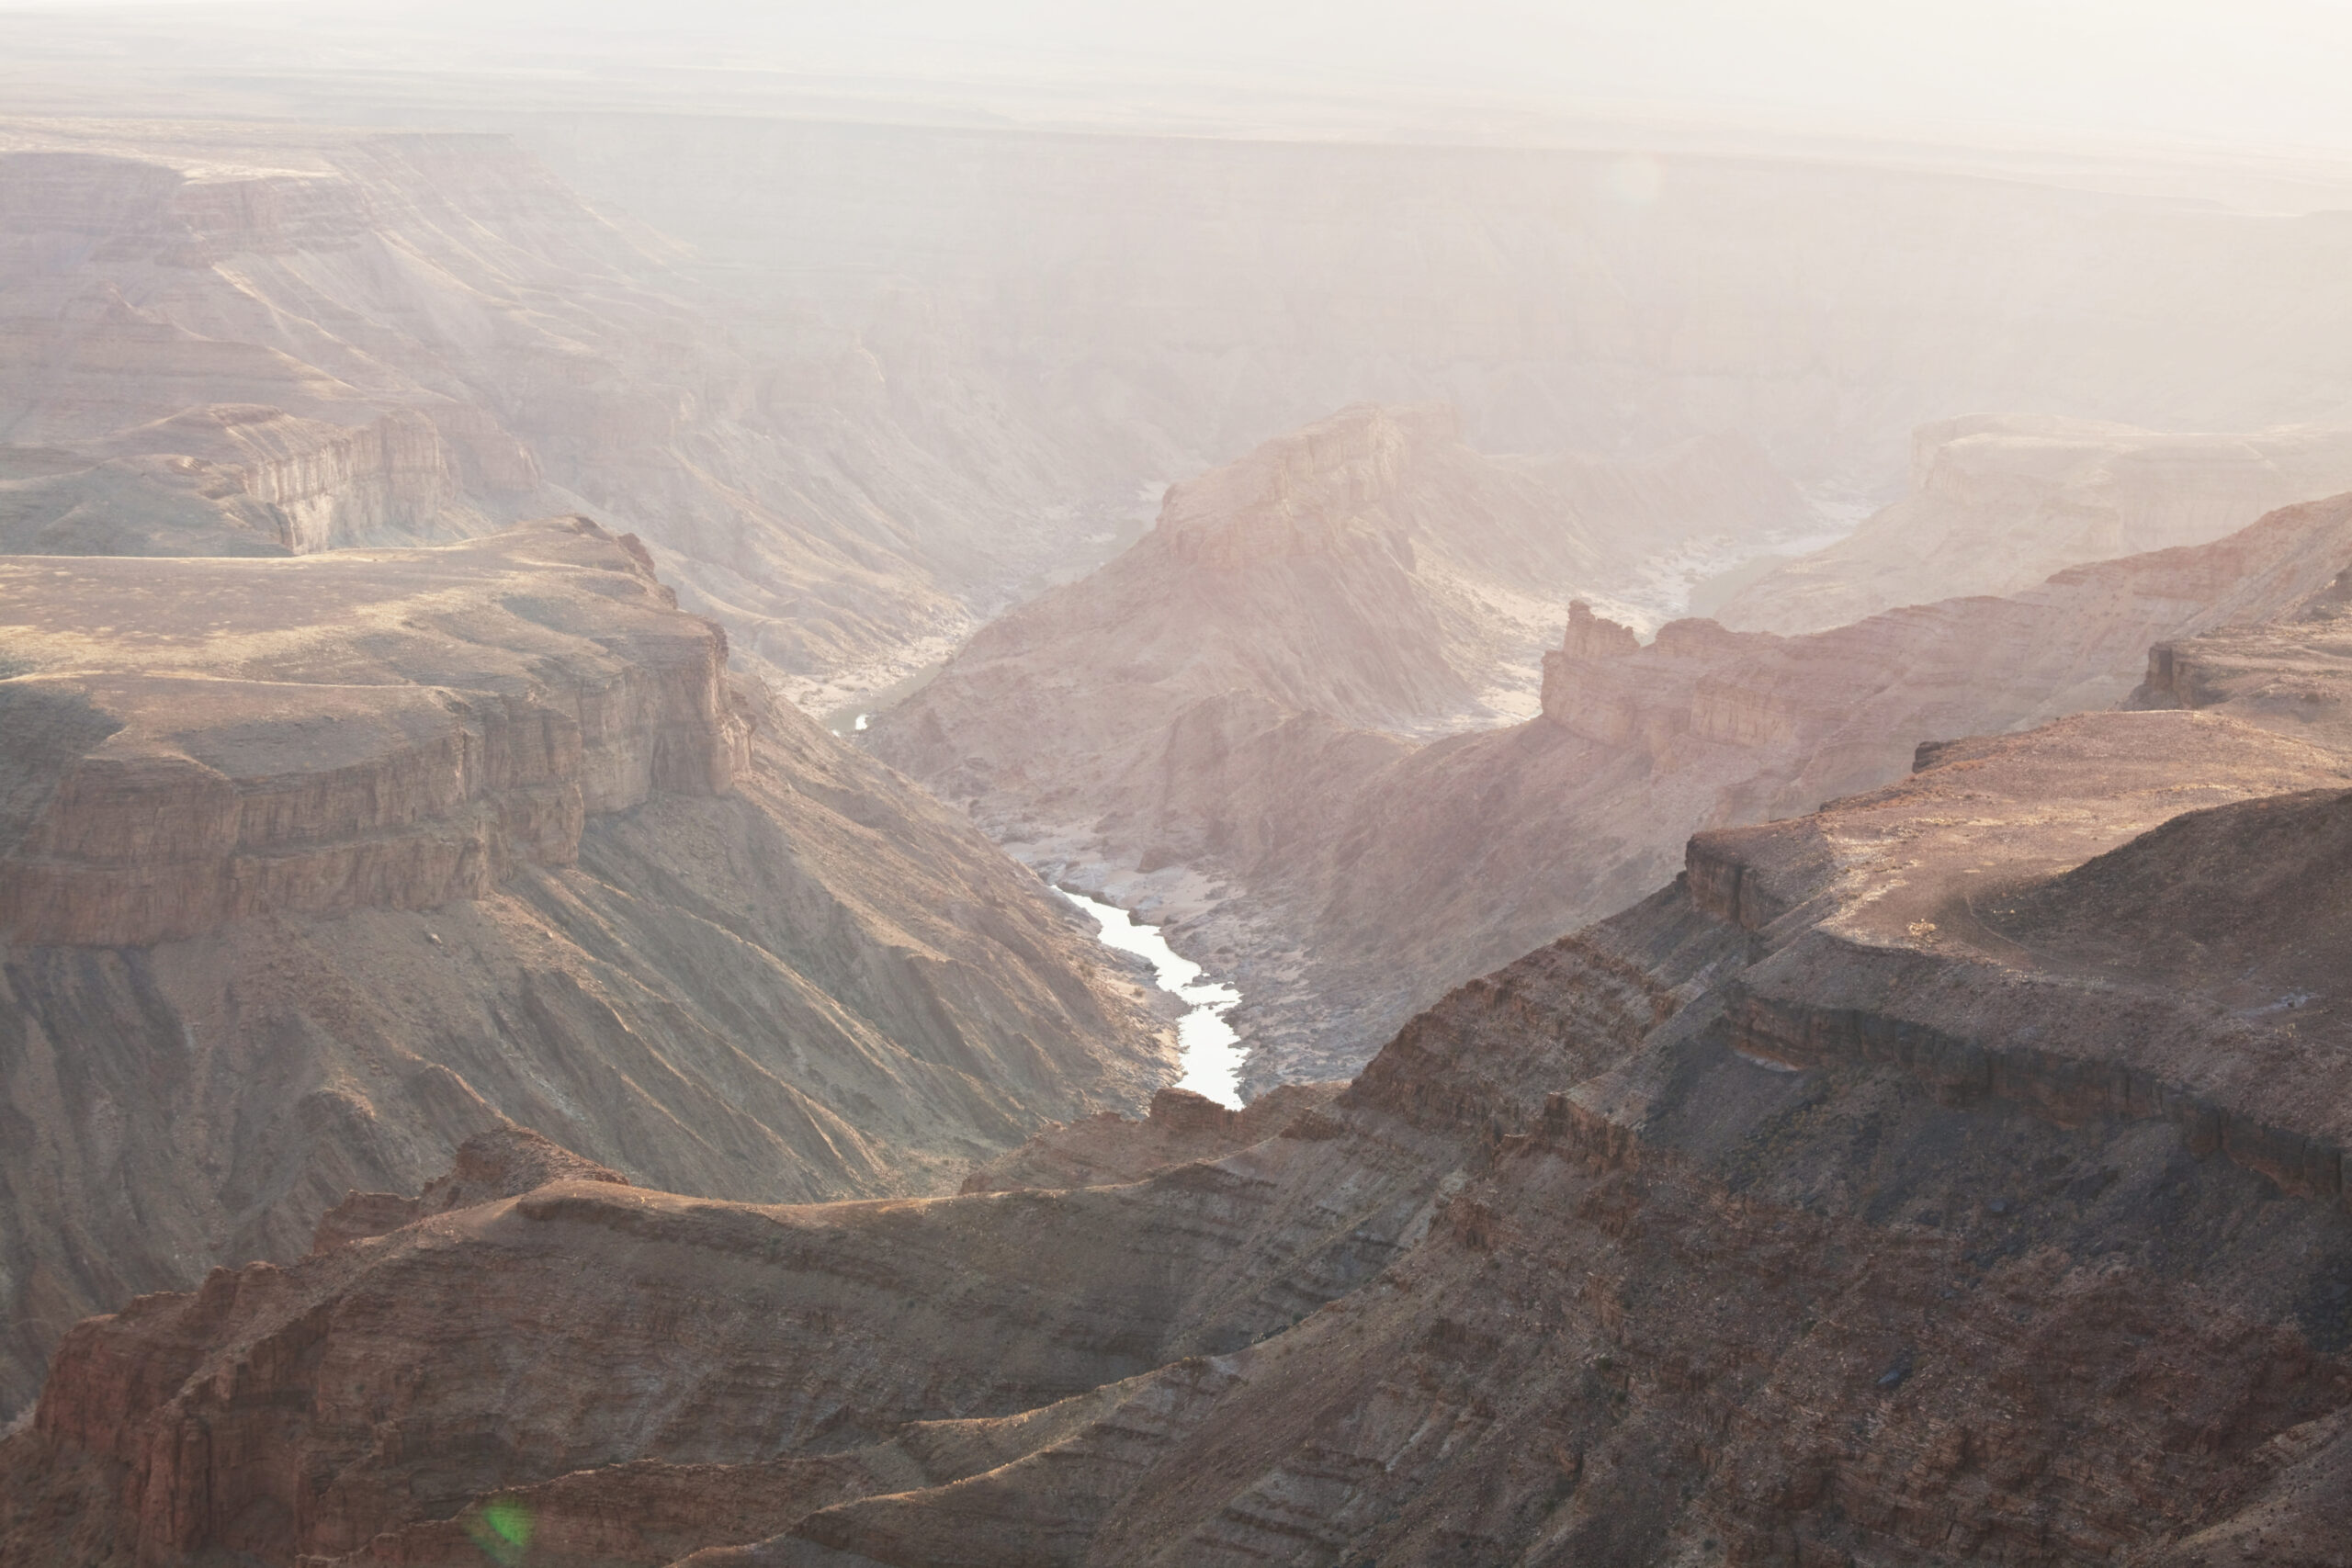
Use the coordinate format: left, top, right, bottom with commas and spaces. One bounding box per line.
9, 610, 2352, 1565
0, 516, 1172, 1419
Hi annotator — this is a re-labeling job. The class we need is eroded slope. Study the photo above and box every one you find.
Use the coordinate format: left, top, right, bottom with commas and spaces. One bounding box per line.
11, 674, 2352, 1564
0, 519, 1172, 1418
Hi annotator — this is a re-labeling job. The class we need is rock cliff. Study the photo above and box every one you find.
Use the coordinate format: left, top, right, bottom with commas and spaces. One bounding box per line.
9, 648, 2352, 1565
0, 517, 745, 947
0, 519, 1173, 1419
0, 118, 1127, 694
877, 404, 1800, 816
885, 441, 2352, 1086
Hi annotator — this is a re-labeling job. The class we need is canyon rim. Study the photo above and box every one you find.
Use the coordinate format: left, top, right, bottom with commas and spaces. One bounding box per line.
6, 4, 2352, 1565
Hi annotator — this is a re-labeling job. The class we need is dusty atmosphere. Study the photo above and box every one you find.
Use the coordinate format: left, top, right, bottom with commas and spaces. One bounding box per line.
4, 2, 2352, 1564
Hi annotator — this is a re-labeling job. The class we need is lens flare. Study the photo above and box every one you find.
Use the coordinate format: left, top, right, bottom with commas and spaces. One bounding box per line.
464, 1495, 535, 1565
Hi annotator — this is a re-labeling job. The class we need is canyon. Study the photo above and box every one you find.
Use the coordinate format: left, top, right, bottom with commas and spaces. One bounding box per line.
5, 27, 2352, 1564
880, 410, 2352, 1087
9, 595, 2352, 1563
0, 516, 1172, 1420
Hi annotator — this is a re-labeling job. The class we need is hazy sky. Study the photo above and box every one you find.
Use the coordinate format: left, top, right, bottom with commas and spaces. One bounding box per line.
9, 0, 2352, 156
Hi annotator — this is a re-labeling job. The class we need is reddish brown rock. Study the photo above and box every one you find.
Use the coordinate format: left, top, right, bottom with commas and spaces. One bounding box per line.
0, 519, 1175, 1419
878, 404, 2352, 1090
16, 671, 2352, 1565
0, 516, 745, 947
959, 1082, 1347, 1194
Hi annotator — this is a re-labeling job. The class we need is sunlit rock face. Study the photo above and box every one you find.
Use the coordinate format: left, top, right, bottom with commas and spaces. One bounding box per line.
1714, 414, 2352, 633
872, 400, 1800, 834
0, 518, 1173, 1420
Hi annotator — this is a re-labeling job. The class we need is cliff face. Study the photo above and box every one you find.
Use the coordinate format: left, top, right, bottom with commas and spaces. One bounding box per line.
11, 655, 2352, 1567
878, 404, 1802, 818
872, 404, 1801, 1003
0, 120, 1104, 694
0, 519, 1174, 1420
1246, 491, 2352, 1077
888, 463, 2352, 1089
1713, 414, 2352, 634
0, 518, 743, 947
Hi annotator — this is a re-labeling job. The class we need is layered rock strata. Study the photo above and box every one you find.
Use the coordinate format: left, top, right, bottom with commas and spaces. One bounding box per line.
9, 674, 2352, 1564
890, 455, 2352, 1087
0, 118, 1117, 688
0, 517, 744, 947
0, 519, 1173, 1417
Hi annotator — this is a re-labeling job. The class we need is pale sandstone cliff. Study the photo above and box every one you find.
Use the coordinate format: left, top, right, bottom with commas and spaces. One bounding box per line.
0, 518, 1173, 1419
8, 670, 2352, 1566
1713, 414, 2352, 634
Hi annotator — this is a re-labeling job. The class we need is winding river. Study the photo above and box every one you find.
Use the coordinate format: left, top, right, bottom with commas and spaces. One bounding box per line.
1057, 887, 1245, 1108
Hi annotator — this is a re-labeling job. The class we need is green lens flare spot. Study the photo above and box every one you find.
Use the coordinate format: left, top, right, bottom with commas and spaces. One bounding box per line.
464, 1495, 534, 1564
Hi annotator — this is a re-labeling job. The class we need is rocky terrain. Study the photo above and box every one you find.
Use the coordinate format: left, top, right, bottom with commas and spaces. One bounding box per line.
0, 516, 1173, 1419
0, 117, 1170, 699
879, 398, 2352, 1084
1712, 414, 2352, 633
877, 403, 1800, 803
8, 601, 2351, 1563
11, 37, 2352, 1568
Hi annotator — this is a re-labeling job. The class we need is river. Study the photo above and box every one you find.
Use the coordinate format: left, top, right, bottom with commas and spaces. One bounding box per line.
1056, 887, 1244, 1108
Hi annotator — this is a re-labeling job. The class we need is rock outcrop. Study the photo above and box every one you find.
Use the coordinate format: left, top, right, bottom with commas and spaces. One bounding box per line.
887, 446, 2352, 1087
0, 519, 1173, 1419
0, 517, 745, 947
877, 404, 1800, 818
1714, 414, 2352, 634
958, 1082, 1347, 1194
10, 640, 2352, 1566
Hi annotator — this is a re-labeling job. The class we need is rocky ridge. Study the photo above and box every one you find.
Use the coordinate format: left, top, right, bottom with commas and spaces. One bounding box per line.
8, 621, 2352, 1564
882, 410, 2352, 1086
0, 518, 1173, 1418
877, 403, 1800, 820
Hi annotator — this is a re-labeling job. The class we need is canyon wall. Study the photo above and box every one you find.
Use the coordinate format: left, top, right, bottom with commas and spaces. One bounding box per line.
513, 114, 2352, 494
875, 400, 1801, 857
0, 519, 742, 947
0, 120, 1064, 695
880, 398, 2352, 1086
11, 643, 2352, 1565
0, 519, 1174, 1421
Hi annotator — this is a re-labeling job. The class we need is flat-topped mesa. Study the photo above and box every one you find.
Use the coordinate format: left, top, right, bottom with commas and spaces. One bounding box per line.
1154, 402, 1457, 571
0, 516, 750, 946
